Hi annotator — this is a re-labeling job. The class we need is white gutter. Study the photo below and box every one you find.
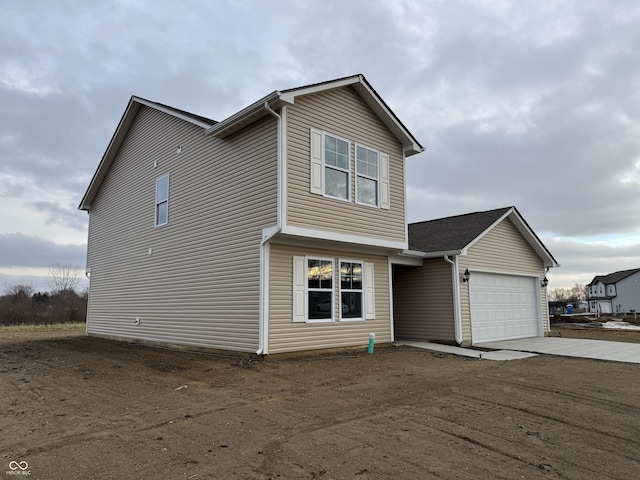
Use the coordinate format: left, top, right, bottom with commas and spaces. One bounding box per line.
444, 255, 463, 345
256, 102, 283, 356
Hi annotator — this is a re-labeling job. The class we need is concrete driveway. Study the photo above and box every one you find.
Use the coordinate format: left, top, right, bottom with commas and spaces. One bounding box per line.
475, 337, 640, 364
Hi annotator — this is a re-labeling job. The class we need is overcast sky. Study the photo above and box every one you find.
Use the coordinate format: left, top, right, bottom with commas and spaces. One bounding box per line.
1, 0, 639, 293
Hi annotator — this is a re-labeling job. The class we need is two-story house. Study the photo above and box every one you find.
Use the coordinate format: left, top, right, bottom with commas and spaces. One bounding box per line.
80, 74, 558, 354
79, 75, 425, 355
587, 268, 640, 314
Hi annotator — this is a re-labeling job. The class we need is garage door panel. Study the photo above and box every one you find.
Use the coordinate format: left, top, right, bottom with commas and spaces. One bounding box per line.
470, 272, 540, 344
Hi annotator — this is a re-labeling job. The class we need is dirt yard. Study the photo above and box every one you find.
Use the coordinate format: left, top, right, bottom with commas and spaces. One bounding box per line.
1, 326, 639, 480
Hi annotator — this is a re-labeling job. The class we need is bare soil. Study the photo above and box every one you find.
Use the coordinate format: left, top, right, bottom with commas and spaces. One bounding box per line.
1, 327, 639, 480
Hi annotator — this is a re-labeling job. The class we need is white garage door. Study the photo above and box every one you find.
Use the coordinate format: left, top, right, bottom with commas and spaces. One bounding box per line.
470, 272, 540, 344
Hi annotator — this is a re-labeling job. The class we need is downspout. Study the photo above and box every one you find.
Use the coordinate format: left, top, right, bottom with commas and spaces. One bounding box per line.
256, 102, 283, 355
444, 255, 463, 345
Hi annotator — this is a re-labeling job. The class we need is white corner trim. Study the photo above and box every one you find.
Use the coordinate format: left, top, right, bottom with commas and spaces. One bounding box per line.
388, 257, 394, 343
258, 225, 282, 356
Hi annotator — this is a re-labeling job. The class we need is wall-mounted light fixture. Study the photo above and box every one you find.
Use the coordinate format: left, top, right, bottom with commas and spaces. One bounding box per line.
541, 276, 549, 288
462, 268, 470, 283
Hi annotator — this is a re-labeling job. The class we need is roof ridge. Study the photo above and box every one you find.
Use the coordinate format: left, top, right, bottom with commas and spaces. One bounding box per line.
409, 206, 513, 226
144, 98, 218, 125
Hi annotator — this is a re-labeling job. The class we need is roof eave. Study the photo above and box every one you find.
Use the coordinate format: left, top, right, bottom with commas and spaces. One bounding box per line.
204, 91, 283, 138
79, 97, 142, 211
280, 74, 424, 156
456, 207, 559, 269
419, 249, 464, 258
352, 78, 424, 156
204, 74, 424, 153
506, 208, 560, 269
79, 96, 217, 211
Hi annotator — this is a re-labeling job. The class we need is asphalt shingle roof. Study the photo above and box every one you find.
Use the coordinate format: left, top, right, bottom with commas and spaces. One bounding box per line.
141, 97, 218, 126
408, 207, 512, 253
588, 268, 640, 286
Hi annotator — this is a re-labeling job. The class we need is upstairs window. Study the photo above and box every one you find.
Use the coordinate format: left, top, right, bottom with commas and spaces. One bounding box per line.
155, 175, 169, 226
355, 145, 379, 207
323, 133, 350, 200
309, 128, 390, 209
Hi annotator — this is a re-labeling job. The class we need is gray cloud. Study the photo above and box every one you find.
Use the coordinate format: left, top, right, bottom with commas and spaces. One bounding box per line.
0, 233, 86, 269
0, 0, 639, 289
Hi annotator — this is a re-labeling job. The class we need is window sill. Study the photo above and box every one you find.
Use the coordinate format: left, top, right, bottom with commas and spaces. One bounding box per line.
355, 200, 380, 209
322, 193, 351, 203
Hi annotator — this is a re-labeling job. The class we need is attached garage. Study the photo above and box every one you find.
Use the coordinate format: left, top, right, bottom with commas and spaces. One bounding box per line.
469, 272, 541, 343
393, 207, 558, 346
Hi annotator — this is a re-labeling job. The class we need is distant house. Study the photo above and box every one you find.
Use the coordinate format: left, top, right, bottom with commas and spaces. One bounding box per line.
79, 74, 559, 355
587, 269, 640, 314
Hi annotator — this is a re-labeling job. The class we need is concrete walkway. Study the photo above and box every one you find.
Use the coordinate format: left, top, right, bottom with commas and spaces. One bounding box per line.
475, 337, 640, 364
396, 341, 538, 361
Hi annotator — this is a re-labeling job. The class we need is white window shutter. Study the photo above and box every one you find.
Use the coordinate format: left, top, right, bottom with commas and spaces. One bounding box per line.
379, 152, 390, 209
293, 256, 306, 323
364, 262, 375, 319
310, 128, 323, 195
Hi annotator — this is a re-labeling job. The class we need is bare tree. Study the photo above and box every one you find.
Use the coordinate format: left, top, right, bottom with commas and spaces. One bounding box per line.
549, 283, 587, 304
569, 283, 588, 302
47, 263, 81, 294
4, 283, 34, 298
549, 288, 569, 302
1, 284, 35, 325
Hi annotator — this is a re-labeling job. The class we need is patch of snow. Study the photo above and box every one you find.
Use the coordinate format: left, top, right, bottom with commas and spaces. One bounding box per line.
602, 321, 640, 331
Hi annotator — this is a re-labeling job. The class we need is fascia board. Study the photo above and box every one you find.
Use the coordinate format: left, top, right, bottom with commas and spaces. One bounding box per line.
280, 225, 407, 251
507, 210, 560, 268
419, 249, 464, 258
352, 80, 424, 157
463, 207, 559, 269
400, 249, 429, 257
279, 75, 424, 157
278, 76, 361, 104
390, 253, 424, 266
78, 97, 141, 210
204, 92, 282, 138
137, 98, 216, 129
463, 208, 514, 253
79, 96, 218, 211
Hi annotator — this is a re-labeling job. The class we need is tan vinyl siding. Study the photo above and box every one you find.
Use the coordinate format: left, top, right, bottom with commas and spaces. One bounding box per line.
393, 259, 455, 342
286, 86, 406, 243
459, 218, 548, 342
268, 242, 390, 354
86, 106, 277, 352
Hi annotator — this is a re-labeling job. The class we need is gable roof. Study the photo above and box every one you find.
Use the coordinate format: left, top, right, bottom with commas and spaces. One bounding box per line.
203, 74, 424, 156
78, 96, 216, 211
408, 206, 559, 268
79, 74, 424, 211
588, 268, 640, 286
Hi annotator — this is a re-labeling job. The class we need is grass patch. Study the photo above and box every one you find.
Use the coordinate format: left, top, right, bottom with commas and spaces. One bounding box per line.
0, 322, 85, 334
